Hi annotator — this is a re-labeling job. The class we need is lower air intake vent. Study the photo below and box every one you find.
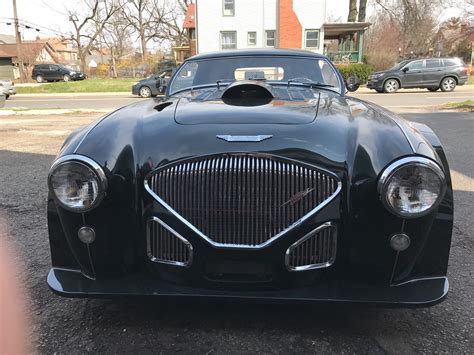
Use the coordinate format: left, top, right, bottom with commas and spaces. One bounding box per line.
147, 218, 193, 267
286, 222, 337, 271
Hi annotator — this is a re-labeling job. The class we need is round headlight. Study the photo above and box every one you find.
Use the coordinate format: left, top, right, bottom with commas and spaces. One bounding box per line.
378, 157, 446, 218
48, 155, 107, 212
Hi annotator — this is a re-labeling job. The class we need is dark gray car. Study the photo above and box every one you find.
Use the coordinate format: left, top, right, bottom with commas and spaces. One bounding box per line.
367, 58, 469, 93
131, 70, 171, 98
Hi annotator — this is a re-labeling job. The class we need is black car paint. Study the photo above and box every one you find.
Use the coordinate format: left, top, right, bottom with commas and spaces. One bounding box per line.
367, 57, 468, 92
32, 64, 86, 82
47, 50, 453, 305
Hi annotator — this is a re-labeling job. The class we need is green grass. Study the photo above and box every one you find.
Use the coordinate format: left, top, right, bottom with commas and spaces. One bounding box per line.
16, 78, 137, 94
0, 106, 64, 111
443, 100, 474, 111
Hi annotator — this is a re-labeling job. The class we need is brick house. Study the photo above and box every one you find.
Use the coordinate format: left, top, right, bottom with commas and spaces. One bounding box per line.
189, 0, 369, 63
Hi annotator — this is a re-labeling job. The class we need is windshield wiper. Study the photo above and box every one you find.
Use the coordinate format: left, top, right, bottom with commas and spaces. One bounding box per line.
286, 79, 334, 88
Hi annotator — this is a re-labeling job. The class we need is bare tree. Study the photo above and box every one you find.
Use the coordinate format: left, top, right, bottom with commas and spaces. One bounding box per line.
99, 12, 134, 77
120, 0, 190, 59
68, 0, 123, 72
348, 0, 358, 22
358, 0, 368, 22
373, 0, 439, 55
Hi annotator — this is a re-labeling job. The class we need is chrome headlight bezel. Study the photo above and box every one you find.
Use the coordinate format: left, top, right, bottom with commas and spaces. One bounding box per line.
377, 156, 446, 218
48, 155, 107, 212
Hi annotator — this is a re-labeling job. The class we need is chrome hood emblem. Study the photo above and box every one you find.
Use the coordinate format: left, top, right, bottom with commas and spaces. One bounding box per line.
216, 135, 273, 142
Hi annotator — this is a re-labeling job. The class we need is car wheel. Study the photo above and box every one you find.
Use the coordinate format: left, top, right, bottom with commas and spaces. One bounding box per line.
36, 75, 44, 83
5, 94, 10, 100
384, 79, 399, 93
440, 77, 456, 92
63, 74, 71, 82
427, 87, 439, 92
139, 86, 152, 98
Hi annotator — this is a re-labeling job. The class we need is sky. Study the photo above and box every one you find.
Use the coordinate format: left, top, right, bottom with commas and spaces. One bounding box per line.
0, 0, 466, 42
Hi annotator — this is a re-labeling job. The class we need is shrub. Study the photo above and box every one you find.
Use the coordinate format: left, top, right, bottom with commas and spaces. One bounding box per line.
336, 63, 374, 84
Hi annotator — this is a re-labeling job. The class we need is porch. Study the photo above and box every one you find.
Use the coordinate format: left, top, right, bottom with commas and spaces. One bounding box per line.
323, 22, 371, 64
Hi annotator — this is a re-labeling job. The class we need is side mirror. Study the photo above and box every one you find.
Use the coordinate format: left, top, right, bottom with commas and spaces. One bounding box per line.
346, 75, 360, 92
158, 78, 169, 95
402, 67, 409, 73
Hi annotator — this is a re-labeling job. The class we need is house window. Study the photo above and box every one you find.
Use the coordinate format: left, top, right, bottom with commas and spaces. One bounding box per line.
305, 30, 320, 49
223, 0, 235, 16
247, 32, 256, 46
220, 31, 237, 50
265, 30, 276, 47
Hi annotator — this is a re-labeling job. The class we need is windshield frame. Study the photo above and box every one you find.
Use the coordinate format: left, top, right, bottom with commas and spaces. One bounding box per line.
167, 55, 345, 97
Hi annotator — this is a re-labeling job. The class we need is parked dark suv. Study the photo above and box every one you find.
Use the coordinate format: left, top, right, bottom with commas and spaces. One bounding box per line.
367, 58, 469, 93
32, 64, 86, 83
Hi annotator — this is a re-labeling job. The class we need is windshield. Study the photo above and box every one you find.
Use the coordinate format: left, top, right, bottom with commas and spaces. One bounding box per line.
168, 56, 342, 95
389, 61, 409, 71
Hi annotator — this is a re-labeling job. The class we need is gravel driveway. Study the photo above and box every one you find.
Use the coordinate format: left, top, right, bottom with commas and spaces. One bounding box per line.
0, 112, 472, 354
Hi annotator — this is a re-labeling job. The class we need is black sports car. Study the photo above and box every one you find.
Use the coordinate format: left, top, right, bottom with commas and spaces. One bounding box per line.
47, 49, 453, 306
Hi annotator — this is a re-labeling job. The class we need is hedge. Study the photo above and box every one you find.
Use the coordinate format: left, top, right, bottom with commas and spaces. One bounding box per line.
336, 63, 374, 84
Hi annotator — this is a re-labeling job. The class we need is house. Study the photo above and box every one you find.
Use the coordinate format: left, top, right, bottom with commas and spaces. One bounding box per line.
0, 41, 58, 79
191, 0, 369, 63
43, 37, 78, 64
0, 34, 16, 44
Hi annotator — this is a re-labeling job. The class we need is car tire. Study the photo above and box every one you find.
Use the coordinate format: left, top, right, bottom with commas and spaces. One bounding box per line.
383, 79, 399, 93
139, 86, 152, 98
5, 94, 10, 100
36, 75, 44, 83
63, 74, 71, 82
427, 87, 439, 92
440, 77, 456, 92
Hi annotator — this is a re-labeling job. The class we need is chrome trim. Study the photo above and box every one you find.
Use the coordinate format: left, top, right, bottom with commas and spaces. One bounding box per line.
146, 217, 193, 267
48, 154, 108, 212
285, 222, 337, 271
144, 152, 342, 249
216, 135, 273, 142
377, 156, 446, 218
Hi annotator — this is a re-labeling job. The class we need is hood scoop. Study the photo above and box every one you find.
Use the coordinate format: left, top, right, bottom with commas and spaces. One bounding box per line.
221, 81, 274, 107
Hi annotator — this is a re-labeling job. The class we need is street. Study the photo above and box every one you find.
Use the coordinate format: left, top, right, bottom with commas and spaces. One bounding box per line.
0, 110, 472, 354
4, 85, 474, 111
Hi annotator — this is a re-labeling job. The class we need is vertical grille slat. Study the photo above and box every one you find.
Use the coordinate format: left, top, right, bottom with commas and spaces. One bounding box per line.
148, 153, 339, 247
147, 219, 192, 266
286, 224, 337, 270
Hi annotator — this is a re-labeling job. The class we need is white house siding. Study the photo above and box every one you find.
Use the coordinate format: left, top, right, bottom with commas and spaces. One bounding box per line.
293, 0, 326, 53
196, 0, 326, 54
197, 0, 277, 53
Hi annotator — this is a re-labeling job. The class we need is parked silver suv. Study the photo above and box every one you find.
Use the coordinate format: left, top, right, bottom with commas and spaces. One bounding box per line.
0, 79, 16, 99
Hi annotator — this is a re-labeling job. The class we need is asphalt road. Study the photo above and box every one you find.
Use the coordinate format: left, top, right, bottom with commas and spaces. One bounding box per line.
4, 86, 474, 111
0, 111, 473, 354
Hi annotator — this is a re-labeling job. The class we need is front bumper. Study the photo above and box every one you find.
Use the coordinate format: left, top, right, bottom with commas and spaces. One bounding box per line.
367, 79, 383, 90
48, 268, 448, 306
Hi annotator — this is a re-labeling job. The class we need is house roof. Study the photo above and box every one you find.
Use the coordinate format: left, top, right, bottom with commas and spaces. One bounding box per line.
0, 34, 16, 44
323, 22, 371, 39
183, 4, 196, 29
0, 42, 58, 62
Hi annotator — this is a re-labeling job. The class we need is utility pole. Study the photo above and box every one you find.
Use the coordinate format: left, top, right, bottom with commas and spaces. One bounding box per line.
12, 0, 25, 81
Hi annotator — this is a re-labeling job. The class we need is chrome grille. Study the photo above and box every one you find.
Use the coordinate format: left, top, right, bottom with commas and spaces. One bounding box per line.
146, 153, 340, 248
286, 222, 337, 271
147, 218, 193, 266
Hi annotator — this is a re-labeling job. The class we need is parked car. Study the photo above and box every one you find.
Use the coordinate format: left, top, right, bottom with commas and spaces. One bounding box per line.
47, 49, 453, 306
32, 64, 86, 83
367, 57, 469, 93
0, 79, 16, 99
131, 70, 172, 97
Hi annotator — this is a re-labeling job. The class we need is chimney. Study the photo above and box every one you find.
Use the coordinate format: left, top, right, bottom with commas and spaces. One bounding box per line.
278, 0, 302, 49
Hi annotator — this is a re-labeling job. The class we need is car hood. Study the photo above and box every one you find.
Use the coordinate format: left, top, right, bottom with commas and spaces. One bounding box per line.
68, 90, 423, 185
